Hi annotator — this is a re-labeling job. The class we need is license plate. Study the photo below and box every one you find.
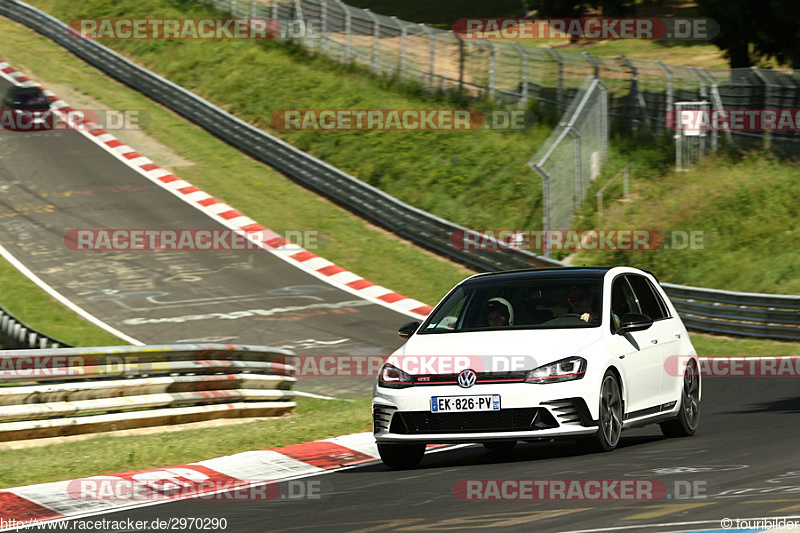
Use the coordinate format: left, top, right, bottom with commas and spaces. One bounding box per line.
430, 395, 501, 413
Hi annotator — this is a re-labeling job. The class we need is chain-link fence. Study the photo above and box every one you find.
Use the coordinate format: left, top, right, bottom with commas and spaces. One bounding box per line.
205, 0, 800, 156
529, 77, 609, 256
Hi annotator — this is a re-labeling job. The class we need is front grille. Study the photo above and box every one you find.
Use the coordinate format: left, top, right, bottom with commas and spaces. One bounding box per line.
413, 371, 527, 386
389, 408, 558, 434
373, 405, 396, 433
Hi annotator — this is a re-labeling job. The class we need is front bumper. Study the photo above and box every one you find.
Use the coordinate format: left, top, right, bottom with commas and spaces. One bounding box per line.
374, 382, 599, 444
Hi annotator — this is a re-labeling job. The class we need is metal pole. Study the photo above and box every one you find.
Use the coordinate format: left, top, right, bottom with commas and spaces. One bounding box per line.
320, 1, 329, 54
546, 47, 564, 113
512, 43, 528, 108
364, 9, 380, 73
391, 16, 406, 79
487, 41, 496, 100
530, 163, 551, 258
417, 24, 435, 90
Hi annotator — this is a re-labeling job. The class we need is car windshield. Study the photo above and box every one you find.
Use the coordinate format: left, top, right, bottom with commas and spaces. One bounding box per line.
420, 277, 603, 333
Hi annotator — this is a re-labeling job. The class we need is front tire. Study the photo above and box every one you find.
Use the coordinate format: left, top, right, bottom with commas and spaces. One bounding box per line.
660, 359, 700, 437
378, 443, 426, 469
585, 371, 623, 452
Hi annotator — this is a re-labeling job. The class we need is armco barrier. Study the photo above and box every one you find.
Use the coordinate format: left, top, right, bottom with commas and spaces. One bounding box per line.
0, 344, 296, 441
660, 283, 800, 342
0, 304, 72, 349
0, 1, 797, 341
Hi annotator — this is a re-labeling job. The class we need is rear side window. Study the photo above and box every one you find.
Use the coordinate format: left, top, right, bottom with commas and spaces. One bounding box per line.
627, 275, 670, 321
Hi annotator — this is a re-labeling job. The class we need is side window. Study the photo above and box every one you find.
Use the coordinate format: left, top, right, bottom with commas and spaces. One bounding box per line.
627, 275, 669, 320
610, 277, 639, 330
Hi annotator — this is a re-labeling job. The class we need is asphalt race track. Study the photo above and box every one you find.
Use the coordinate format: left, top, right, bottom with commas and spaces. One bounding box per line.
42, 376, 800, 532
0, 76, 412, 396
1, 73, 799, 533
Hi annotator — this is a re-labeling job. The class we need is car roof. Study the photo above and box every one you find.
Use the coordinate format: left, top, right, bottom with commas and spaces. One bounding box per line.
462, 266, 662, 286
6, 87, 45, 95
464, 267, 614, 283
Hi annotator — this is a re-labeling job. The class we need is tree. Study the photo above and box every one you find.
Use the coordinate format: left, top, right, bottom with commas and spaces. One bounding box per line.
696, 0, 800, 68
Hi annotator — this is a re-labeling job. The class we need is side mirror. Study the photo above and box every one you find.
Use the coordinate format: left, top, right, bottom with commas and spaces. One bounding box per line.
398, 321, 420, 339
616, 313, 653, 335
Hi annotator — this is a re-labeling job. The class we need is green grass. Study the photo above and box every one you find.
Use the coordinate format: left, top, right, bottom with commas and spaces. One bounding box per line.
692, 333, 799, 357
0, 397, 371, 489
0, 254, 123, 347
572, 138, 800, 295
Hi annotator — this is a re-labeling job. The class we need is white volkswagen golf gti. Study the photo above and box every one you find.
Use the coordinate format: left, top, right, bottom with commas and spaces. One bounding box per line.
373, 267, 701, 468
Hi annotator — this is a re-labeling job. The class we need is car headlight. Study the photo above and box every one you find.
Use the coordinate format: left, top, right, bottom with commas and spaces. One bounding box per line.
378, 363, 414, 389
525, 356, 587, 383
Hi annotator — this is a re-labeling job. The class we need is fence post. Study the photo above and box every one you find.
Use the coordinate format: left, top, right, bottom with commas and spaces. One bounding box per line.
582, 51, 599, 79
656, 60, 674, 134
335, 0, 351, 62
391, 16, 406, 79
293, 0, 305, 46
487, 41, 496, 100
568, 127, 582, 207
546, 47, 564, 112
700, 68, 731, 148
529, 163, 551, 258
320, 1, 329, 53
364, 9, 380, 73
511, 43, 529, 108
750, 67, 772, 151
417, 23, 435, 90
688, 67, 707, 99
620, 55, 648, 132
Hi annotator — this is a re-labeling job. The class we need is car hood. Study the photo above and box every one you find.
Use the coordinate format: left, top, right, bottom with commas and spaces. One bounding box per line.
397, 328, 603, 367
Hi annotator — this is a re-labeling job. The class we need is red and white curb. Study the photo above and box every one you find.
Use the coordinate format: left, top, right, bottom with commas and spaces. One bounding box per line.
0, 60, 433, 343
0, 432, 384, 523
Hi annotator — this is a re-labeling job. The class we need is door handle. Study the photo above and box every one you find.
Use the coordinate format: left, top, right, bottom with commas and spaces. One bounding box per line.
673, 331, 682, 339
650, 338, 658, 344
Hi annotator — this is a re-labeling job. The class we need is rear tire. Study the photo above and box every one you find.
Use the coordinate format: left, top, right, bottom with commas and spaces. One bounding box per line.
377, 443, 426, 469
483, 440, 516, 453
585, 371, 623, 452
660, 359, 700, 438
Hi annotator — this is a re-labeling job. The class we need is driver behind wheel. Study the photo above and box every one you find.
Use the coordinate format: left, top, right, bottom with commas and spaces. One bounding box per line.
484, 297, 514, 327
567, 286, 598, 324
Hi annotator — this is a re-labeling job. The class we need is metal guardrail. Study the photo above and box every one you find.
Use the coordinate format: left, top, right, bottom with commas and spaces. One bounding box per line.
0, 304, 72, 349
0, 1, 797, 341
660, 283, 799, 341
0, 344, 296, 441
